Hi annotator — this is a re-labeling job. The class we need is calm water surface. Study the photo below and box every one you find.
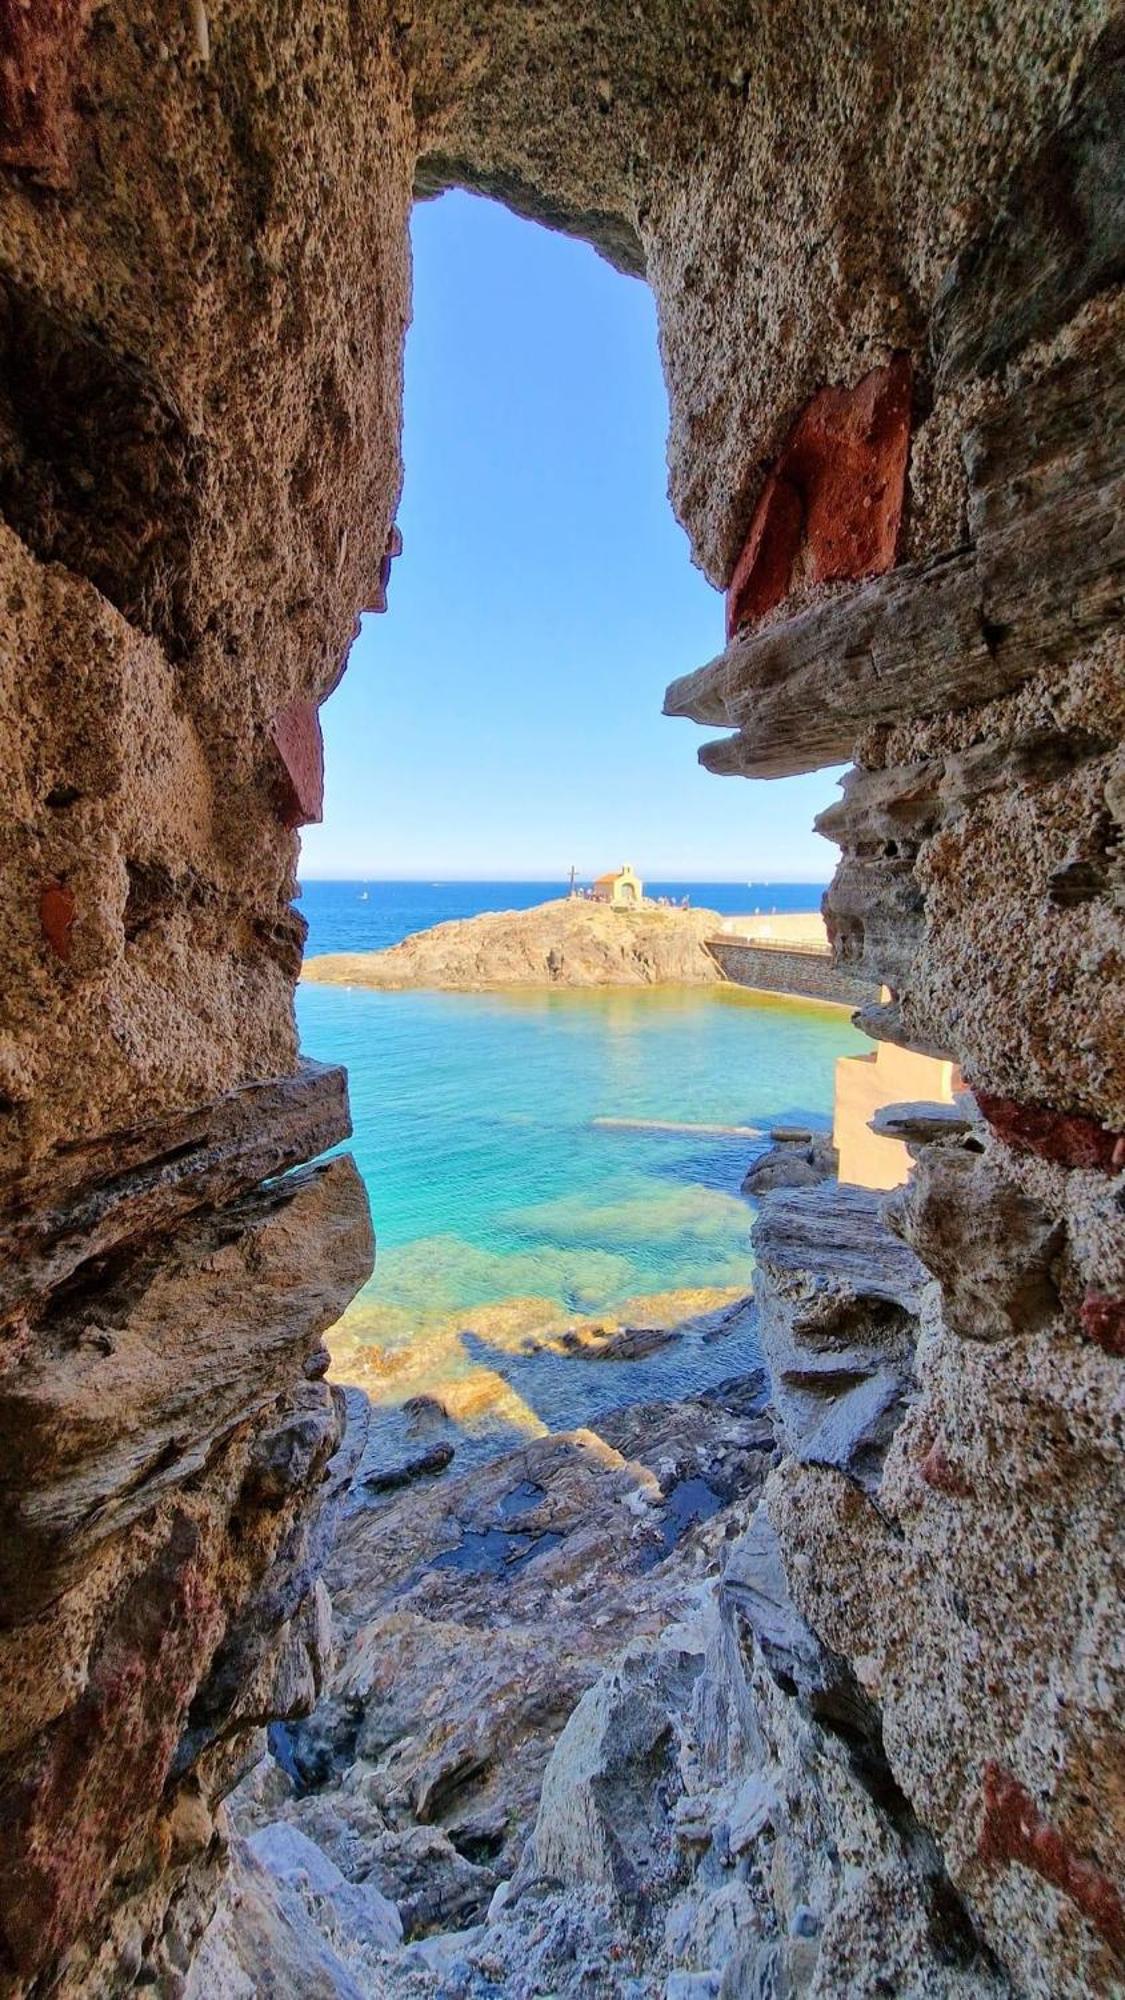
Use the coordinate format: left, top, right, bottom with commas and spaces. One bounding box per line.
296, 882, 865, 1458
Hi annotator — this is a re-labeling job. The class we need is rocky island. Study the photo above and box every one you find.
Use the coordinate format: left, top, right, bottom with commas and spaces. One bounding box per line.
302, 897, 726, 989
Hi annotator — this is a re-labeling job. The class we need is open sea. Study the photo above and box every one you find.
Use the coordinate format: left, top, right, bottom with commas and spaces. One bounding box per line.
296, 880, 867, 1459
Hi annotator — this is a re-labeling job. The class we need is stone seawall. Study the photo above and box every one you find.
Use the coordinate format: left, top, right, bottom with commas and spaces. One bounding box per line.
706, 938, 879, 1009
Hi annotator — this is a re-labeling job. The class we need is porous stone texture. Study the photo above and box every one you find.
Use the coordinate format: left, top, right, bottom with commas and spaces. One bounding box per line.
0, 1146, 374, 1997
1, 3, 1122, 1995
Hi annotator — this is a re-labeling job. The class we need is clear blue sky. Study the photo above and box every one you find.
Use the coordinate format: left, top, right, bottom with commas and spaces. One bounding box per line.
300, 192, 842, 883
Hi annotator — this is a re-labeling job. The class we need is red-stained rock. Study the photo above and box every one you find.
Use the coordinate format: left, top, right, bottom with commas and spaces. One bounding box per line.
0, 1511, 224, 1979
918, 1436, 973, 1498
977, 1762, 1125, 1957
725, 475, 804, 634
269, 700, 324, 828
39, 881, 76, 960
0, 0, 93, 187
975, 1091, 1123, 1174
726, 355, 912, 638
1080, 1294, 1125, 1358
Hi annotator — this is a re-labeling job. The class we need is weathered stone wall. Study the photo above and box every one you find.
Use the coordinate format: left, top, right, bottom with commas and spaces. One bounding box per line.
0, 2, 1121, 1995
705, 938, 879, 1010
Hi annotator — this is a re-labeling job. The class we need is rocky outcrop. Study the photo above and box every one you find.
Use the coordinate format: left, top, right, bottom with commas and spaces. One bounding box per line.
0, 1065, 374, 1997
750, 1183, 926, 1493
741, 1127, 837, 1197
253, 1385, 775, 1880
191, 1383, 777, 1988
303, 898, 725, 989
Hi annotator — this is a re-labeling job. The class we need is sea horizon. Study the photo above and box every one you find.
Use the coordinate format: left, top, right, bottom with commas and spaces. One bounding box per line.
298, 877, 828, 960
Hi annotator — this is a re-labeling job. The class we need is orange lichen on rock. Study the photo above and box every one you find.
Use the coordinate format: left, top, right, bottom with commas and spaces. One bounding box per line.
726, 354, 913, 638
977, 1762, 1125, 1958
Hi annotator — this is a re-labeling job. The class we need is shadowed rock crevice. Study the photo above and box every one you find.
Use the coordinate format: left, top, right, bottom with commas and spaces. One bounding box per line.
0, 278, 203, 655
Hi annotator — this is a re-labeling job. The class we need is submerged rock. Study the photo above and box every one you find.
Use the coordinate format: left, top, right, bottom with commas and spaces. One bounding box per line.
361, 1443, 456, 1495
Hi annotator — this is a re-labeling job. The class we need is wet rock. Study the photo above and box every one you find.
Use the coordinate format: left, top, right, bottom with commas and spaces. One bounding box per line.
362, 1443, 456, 1494
587, 1323, 681, 1361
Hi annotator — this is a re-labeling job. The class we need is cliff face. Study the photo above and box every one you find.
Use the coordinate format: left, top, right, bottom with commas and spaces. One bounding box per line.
0, 5, 1121, 1997
303, 899, 725, 989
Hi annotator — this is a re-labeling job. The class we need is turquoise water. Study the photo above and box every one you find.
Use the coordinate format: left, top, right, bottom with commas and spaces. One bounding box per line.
297, 978, 861, 1331
295, 882, 864, 1451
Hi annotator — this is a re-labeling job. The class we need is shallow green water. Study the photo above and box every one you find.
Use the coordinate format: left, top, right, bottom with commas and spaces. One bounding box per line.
297, 980, 864, 1332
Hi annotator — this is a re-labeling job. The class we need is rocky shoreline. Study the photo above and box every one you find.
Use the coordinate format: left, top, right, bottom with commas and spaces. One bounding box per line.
302, 898, 726, 990
193, 1368, 780, 1997
188, 1135, 1003, 2000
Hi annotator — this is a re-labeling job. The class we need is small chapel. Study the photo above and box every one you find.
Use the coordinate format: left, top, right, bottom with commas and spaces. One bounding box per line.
591, 864, 643, 908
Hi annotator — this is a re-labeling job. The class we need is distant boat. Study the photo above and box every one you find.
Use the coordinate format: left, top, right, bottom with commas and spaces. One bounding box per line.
358, 890, 369, 900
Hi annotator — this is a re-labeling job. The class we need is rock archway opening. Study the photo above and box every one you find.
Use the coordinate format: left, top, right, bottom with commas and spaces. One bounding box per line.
292, 183, 856, 1456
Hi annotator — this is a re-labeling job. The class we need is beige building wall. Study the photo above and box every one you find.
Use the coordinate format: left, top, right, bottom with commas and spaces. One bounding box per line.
834, 1043, 957, 1190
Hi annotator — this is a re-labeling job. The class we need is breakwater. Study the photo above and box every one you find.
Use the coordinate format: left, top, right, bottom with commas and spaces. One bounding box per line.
705, 935, 880, 1009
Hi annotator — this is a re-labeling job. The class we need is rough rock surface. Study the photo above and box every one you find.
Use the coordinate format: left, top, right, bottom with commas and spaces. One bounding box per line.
0, 4, 1122, 1995
198, 1383, 779, 1989
303, 897, 725, 989
751, 1183, 926, 1491
244, 1385, 776, 1881
741, 1129, 837, 1198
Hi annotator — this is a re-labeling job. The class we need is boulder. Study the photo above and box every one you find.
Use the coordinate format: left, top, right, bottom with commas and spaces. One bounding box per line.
534, 1647, 703, 1907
